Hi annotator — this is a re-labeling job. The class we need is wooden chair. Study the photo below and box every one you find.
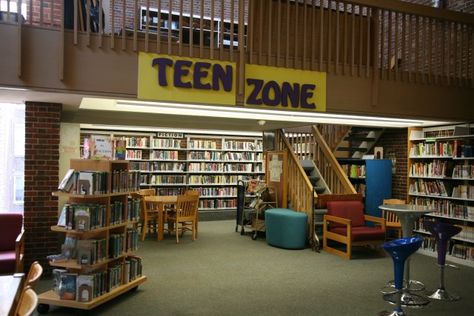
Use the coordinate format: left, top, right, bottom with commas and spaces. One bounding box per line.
0, 213, 24, 274
25, 261, 43, 289
167, 195, 199, 243
184, 190, 200, 237
137, 189, 156, 241
323, 200, 386, 259
15, 286, 38, 316
382, 199, 405, 239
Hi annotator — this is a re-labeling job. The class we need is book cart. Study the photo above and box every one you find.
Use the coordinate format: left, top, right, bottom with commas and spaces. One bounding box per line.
235, 180, 277, 240
37, 159, 147, 313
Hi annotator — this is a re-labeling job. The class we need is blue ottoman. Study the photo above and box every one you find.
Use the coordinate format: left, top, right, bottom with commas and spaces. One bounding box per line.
265, 208, 308, 249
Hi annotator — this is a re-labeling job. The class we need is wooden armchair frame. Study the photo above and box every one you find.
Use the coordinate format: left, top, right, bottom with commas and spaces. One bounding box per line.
323, 214, 386, 260
15, 229, 25, 273
382, 199, 404, 239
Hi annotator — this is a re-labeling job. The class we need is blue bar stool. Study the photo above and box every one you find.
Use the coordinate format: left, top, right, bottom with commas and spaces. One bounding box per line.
379, 236, 424, 316
423, 220, 462, 301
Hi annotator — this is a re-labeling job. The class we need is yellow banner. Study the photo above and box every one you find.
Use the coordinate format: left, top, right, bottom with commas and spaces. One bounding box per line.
138, 53, 236, 105
244, 64, 326, 112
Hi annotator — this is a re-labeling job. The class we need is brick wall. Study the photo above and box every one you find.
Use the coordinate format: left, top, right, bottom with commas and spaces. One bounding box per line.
24, 103, 61, 275
372, 128, 408, 201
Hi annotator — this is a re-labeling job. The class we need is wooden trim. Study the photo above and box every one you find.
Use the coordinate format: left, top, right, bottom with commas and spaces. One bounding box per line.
268, 0, 273, 65
58, 0, 64, 80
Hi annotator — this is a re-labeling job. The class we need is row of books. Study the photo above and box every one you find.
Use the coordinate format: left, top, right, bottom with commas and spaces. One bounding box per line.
126, 150, 142, 160
222, 152, 261, 161
410, 161, 448, 177
58, 203, 107, 231
199, 199, 237, 209
111, 169, 141, 193
410, 141, 453, 157
150, 150, 179, 160
188, 151, 222, 160
125, 136, 149, 148
411, 197, 474, 220
196, 186, 237, 197
188, 139, 218, 149
126, 228, 140, 252
188, 162, 224, 172
452, 185, 474, 199
420, 238, 474, 262
409, 179, 448, 196
128, 198, 141, 222
109, 233, 125, 258
223, 140, 262, 151
53, 257, 142, 302
58, 170, 108, 195
76, 239, 107, 265
416, 220, 474, 242
151, 138, 182, 148
453, 140, 473, 158
188, 175, 256, 185
110, 201, 125, 225
150, 162, 185, 171
147, 174, 186, 185
452, 164, 474, 178
341, 164, 366, 178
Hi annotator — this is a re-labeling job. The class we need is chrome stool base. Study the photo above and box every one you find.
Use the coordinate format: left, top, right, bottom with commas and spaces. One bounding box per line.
429, 288, 460, 301
379, 311, 406, 316
384, 292, 430, 307
381, 279, 425, 294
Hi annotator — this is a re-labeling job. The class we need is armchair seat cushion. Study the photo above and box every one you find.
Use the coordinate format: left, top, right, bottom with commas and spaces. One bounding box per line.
330, 226, 385, 242
0, 250, 16, 274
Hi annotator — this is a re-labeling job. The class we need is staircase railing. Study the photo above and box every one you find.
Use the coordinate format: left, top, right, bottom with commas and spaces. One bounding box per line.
316, 124, 352, 153
276, 130, 315, 242
311, 126, 356, 194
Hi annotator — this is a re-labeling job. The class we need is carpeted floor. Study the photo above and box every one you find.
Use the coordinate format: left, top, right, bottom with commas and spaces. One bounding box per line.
35, 220, 474, 315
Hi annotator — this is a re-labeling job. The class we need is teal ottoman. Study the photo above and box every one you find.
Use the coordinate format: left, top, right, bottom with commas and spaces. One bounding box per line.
265, 208, 308, 249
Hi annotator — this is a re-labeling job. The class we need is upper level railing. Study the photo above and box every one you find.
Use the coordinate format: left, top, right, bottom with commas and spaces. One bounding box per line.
1, 0, 473, 88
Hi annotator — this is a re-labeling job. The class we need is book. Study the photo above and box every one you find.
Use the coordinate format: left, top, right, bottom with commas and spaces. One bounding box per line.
90, 135, 113, 160
77, 275, 95, 302
52, 269, 68, 295
74, 207, 91, 231
115, 139, 126, 160
59, 272, 77, 300
78, 171, 94, 195
76, 240, 93, 265
58, 169, 75, 192
57, 204, 69, 227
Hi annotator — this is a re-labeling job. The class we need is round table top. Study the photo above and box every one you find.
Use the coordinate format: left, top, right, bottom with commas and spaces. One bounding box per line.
379, 203, 435, 215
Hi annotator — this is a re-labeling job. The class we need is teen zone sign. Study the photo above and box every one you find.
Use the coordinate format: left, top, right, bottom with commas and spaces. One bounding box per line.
244, 64, 326, 112
138, 53, 236, 105
138, 53, 326, 112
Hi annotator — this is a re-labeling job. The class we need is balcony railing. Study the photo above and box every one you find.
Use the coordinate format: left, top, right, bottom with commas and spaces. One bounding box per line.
1, 0, 473, 88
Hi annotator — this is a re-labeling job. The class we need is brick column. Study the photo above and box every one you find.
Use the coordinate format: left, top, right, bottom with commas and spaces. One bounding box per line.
372, 128, 408, 201
24, 103, 61, 275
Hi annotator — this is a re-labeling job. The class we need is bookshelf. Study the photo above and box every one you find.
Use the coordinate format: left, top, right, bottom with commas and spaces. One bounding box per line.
408, 123, 474, 267
81, 130, 264, 214
37, 159, 146, 313
338, 158, 392, 217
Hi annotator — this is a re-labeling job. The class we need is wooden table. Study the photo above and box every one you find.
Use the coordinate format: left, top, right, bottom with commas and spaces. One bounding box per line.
144, 195, 178, 241
0, 273, 24, 316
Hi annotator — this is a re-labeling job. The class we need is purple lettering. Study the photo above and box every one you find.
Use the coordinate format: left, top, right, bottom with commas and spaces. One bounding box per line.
301, 84, 316, 109
193, 62, 212, 90
246, 79, 263, 105
262, 81, 281, 106
152, 58, 173, 86
281, 82, 300, 108
212, 64, 233, 92
174, 60, 192, 88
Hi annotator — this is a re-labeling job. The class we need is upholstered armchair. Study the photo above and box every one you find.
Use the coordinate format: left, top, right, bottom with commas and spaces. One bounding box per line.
323, 200, 386, 260
0, 213, 25, 274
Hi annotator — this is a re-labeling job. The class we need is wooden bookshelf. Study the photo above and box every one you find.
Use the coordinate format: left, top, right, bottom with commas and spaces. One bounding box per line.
37, 159, 145, 313
408, 123, 474, 267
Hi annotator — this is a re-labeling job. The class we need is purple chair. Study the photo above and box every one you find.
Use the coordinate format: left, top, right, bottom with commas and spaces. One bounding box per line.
380, 236, 424, 316
0, 213, 24, 274
423, 220, 462, 301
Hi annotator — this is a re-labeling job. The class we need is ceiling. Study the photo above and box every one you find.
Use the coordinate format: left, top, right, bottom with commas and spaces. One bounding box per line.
0, 88, 451, 133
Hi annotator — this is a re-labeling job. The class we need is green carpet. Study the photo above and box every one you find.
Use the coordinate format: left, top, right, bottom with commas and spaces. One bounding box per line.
36, 220, 474, 315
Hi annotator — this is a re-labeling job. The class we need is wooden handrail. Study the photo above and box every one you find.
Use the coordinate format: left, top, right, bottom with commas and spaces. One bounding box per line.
276, 130, 315, 243
311, 126, 356, 194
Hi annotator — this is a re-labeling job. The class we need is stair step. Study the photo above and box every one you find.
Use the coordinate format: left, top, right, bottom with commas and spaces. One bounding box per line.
314, 186, 326, 194
308, 175, 320, 184
302, 165, 314, 173
336, 147, 368, 153
344, 136, 376, 142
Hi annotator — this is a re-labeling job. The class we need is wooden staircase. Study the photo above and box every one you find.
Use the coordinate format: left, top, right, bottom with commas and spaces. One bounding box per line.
333, 127, 385, 159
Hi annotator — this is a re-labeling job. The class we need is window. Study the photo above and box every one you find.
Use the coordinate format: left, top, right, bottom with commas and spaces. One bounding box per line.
0, 103, 24, 213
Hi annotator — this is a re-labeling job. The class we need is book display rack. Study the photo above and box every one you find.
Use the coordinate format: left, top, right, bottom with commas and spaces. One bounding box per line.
37, 159, 146, 313
81, 130, 264, 213
408, 124, 474, 267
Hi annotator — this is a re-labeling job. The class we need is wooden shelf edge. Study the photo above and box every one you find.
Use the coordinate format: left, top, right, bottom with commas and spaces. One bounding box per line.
38, 275, 147, 310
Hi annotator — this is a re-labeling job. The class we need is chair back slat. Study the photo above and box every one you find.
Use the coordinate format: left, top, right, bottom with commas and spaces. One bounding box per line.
176, 195, 199, 220
26, 261, 43, 289
382, 199, 405, 224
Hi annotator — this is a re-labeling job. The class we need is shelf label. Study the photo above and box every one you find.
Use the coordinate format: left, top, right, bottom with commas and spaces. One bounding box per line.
244, 64, 326, 112
138, 53, 236, 105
